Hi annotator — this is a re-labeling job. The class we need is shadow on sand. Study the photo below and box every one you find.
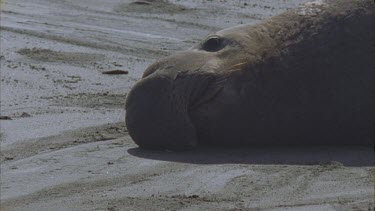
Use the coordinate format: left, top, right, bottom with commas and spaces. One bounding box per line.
128, 146, 374, 167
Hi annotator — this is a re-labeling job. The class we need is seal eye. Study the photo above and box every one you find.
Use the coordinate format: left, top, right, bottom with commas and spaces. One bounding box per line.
202, 37, 224, 52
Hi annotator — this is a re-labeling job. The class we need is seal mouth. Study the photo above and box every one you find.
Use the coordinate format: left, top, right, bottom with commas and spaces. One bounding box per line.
125, 67, 226, 151
187, 60, 248, 112
188, 75, 225, 112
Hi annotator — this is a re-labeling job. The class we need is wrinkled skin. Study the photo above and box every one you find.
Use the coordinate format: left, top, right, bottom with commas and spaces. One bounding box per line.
125, 0, 374, 150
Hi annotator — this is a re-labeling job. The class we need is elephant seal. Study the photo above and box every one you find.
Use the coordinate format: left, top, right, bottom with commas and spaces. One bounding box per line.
125, 0, 374, 150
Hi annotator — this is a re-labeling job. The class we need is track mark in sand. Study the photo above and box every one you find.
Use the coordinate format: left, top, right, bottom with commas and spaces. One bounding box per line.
80, 23, 182, 42
222, 165, 373, 210
102, 70, 129, 75
0, 174, 150, 207
1, 26, 169, 59
93, 194, 214, 211
0, 112, 32, 121
0, 122, 127, 163
0, 161, 189, 209
223, 166, 331, 200
16, 48, 104, 65
268, 197, 373, 210
0, 116, 13, 120
42, 93, 127, 109
95, 189, 255, 211
114, 0, 188, 14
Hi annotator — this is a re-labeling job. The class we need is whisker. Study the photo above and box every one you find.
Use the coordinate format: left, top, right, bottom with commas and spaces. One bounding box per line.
223, 68, 242, 74
226, 62, 248, 70
212, 68, 244, 85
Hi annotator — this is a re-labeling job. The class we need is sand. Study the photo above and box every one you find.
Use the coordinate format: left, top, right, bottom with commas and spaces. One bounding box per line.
0, 0, 374, 210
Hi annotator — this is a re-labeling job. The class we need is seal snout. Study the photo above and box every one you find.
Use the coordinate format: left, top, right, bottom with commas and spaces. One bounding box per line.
125, 74, 198, 151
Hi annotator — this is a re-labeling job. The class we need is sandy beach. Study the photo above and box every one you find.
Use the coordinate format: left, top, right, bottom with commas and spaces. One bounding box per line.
1, 0, 374, 210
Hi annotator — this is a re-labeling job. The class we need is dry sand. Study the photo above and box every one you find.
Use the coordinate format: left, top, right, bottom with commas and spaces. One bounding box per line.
0, 0, 374, 210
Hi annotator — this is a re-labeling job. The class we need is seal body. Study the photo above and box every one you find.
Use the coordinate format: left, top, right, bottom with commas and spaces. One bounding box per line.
125, 0, 374, 150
